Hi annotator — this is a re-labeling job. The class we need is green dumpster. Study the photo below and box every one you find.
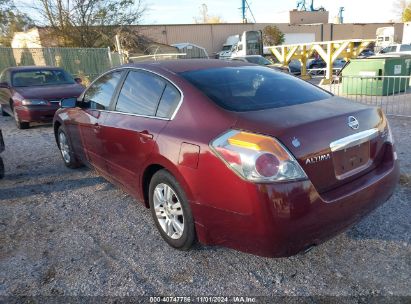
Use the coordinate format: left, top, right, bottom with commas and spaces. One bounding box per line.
341, 55, 411, 96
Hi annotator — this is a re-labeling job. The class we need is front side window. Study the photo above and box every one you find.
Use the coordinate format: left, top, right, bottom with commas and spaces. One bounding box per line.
0, 71, 7, 83
246, 56, 272, 66
83, 71, 122, 110
180, 66, 331, 112
116, 71, 166, 116
386, 46, 396, 53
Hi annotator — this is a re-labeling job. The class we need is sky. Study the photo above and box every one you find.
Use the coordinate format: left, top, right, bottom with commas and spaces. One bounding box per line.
16, 0, 402, 25
143, 0, 401, 24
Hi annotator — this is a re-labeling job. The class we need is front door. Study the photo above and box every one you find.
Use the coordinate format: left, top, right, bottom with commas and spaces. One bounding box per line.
75, 71, 123, 173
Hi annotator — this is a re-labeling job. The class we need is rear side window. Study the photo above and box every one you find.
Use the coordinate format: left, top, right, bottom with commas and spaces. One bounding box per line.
116, 71, 165, 116
156, 85, 181, 118
400, 44, 411, 51
84, 71, 122, 110
180, 66, 331, 112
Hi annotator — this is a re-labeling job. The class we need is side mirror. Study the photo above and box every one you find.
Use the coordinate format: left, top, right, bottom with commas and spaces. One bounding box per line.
60, 97, 77, 108
0, 82, 9, 88
74, 77, 83, 85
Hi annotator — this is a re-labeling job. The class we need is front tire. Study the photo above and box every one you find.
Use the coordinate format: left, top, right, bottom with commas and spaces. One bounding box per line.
57, 126, 82, 169
149, 170, 196, 250
13, 107, 29, 129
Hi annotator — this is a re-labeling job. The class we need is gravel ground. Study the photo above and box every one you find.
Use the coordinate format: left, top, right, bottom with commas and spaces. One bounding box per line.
0, 114, 410, 299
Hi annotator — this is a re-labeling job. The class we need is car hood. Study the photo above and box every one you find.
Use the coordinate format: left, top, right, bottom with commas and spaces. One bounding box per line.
14, 83, 84, 100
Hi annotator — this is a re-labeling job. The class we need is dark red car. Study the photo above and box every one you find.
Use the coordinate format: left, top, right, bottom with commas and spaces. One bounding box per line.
0, 66, 84, 129
53, 60, 399, 257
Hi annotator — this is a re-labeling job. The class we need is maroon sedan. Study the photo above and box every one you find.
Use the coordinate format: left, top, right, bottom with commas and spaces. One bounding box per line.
0, 66, 84, 129
53, 60, 399, 257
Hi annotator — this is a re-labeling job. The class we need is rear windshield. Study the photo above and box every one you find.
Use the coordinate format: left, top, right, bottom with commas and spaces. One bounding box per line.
180, 66, 331, 111
12, 69, 75, 87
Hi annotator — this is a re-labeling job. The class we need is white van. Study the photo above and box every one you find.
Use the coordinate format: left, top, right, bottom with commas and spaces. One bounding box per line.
379, 44, 411, 55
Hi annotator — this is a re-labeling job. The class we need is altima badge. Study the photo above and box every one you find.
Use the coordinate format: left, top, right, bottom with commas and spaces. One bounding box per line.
348, 116, 359, 130
306, 153, 331, 165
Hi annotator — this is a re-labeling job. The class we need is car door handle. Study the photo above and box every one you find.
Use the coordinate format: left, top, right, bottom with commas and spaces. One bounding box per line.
139, 130, 153, 140
92, 123, 101, 133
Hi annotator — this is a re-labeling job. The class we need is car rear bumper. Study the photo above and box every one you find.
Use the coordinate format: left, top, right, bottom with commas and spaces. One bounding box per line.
192, 144, 399, 257
15, 105, 59, 123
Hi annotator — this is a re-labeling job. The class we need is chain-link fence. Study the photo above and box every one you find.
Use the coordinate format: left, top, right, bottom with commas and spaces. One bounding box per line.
321, 75, 411, 117
0, 47, 121, 85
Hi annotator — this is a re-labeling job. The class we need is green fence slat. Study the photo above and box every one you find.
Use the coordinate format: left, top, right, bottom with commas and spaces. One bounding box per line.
0, 47, 120, 83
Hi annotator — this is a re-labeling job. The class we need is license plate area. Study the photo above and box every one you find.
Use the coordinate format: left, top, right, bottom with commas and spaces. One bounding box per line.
333, 141, 371, 179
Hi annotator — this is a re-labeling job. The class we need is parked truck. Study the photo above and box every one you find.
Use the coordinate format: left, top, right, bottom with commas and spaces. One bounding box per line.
375, 27, 395, 52
217, 31, 263, 59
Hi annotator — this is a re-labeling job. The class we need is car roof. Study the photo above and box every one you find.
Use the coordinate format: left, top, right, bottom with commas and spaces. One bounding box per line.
7, 66, 66, 72
122, 59, 253, 74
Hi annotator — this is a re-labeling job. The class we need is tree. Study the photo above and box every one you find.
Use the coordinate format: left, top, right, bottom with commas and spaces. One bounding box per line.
0, 0, 33, 46
194, 4, 224, 24
403, 3, 411, 21
393, 0, 411, 21
262, 25, 285, 46
32, 0, 146, 48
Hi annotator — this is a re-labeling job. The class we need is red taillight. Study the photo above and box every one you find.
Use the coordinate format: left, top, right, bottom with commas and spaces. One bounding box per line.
211, 130, 307, 183
255, 153, 280, 177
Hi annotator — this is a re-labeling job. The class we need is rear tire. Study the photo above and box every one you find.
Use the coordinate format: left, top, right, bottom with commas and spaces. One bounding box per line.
149, 170, 196, 250
0, 156, 4, 179
57, 126, 82, 169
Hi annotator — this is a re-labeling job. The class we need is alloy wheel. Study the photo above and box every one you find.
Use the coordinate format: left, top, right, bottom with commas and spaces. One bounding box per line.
153, 183, 184, 240
59, 132, 71, 163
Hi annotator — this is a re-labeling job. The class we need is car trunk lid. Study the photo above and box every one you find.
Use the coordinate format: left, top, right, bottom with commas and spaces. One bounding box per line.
234, 97, 388, 193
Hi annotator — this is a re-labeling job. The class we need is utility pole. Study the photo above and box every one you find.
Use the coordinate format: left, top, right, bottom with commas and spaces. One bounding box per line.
242, 0, 247, 23
201, 4, 208, 23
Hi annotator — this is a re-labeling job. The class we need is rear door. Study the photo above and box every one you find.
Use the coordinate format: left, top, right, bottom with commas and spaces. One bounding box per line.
71, 71, 124, 172
101, 70, 181, 195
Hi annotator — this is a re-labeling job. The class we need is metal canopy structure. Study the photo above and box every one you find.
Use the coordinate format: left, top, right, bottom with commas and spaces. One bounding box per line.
267, 39, 374, 83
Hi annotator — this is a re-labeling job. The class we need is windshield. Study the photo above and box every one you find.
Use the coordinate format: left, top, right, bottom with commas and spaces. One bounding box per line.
12, 69, 76, 87
222, 45, 232, 51
245, 56, 271, 65
180, 66, 331, 112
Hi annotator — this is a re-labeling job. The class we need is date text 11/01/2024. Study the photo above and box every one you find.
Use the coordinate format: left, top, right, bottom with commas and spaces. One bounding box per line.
149, 296, 257, 303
